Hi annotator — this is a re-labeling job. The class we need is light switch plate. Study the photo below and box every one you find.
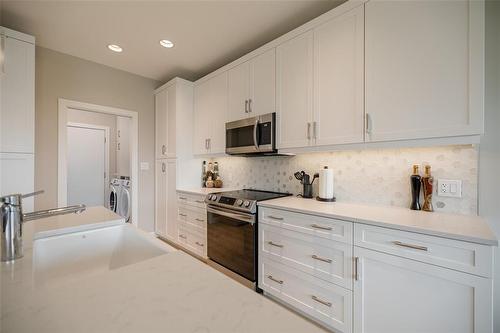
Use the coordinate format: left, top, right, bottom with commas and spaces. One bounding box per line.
140, 162, 150, 171
437, 179, 462, 198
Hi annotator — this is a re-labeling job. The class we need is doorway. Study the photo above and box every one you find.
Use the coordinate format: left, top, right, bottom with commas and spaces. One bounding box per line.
58, 99, 139, 226
66, 123, 109, 207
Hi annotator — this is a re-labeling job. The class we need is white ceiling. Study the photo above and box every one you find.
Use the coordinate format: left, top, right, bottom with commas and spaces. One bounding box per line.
1, 0, 343, 83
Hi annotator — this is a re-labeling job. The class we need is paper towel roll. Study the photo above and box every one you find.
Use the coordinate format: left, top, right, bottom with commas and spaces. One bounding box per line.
318, 166, 334, 200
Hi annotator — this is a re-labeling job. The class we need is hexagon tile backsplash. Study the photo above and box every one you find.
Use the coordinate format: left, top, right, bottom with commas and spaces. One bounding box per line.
211, 145, 478, 215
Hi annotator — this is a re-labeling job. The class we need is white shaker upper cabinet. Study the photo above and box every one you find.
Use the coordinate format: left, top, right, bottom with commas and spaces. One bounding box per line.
193, 80, 212, 155
155, 88, 168, 159
276, 31, 314, 149
353, 246, 492, 333
0, 32, 35, 153
227, 48, 275, 122
365, 0, 484, 142
193, 72, 227, 155
227, 61, 250, 122
249, 48, 275, 117
207, 72, 228, 154
313, 4, 364, 146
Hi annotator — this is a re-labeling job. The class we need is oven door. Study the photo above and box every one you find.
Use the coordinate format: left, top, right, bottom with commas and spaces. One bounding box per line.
207, 205, 256, 281
225, 113, 275, 155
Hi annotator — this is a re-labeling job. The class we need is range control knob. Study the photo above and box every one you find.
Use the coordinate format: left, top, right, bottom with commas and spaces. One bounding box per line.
207, 195, 213, 201
211, 195, 218, 201
236, 199, 243, 206
243, 200, 251, 207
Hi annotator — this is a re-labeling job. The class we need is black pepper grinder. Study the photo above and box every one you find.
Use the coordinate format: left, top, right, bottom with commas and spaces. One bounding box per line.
410, 164, 422, 210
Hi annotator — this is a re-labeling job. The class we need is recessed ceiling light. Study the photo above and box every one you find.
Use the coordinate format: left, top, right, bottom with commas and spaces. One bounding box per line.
107, 44, 123, 53
159, 39, 174, 48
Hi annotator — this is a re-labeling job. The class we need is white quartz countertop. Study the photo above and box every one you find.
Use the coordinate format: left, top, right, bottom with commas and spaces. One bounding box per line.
176, 187, 241, 196
258, 197, 498, 246
1, 205, 326, 333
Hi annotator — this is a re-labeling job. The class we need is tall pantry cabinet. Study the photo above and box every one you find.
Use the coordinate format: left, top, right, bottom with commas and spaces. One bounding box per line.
0, 27, 35, 212
154, 78, 199, 242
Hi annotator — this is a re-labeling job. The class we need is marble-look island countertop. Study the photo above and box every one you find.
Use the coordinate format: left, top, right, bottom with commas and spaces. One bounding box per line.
1, 206, 326, 333
258, 197, 498, 246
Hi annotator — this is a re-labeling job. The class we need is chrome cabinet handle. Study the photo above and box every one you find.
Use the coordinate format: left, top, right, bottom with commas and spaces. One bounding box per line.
179, 234, 187, 239
195, 218, 204, 222
179, 213, 187, 217
195, 200, 204, 204
365, 113, 372, 135
312, 254, 332, 263
195, 241, 204, 247
354, 257, 359, 281
312, 295, 332, 307
161, 162, 166, 173
162, 145, 166, 155
313, 121, 317, 139
205, 139, 208, 150
392, 241, 428, 252
179, 197, 187, 200
307, 122, 311, 140
207, 138, 211, 150
268, 241, 284, 248
245, 100, 248, 113
0, 34, 5, 74
267, 215, 284, 221
248, 99, 252, 113
311, 224, 332, 231
267, 275, 283, 284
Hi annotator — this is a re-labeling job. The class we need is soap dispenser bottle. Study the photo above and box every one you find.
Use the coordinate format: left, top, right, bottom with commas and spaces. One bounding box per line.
422, 165, 434, 212
410, 165, 422, 210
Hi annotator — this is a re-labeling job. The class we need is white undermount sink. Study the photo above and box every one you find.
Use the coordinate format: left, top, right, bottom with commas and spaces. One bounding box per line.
32, 223, 174, 287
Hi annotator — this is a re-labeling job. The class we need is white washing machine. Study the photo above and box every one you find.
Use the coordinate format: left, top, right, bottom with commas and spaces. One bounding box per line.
117, 178, 131, 223
108, 178, 120, 212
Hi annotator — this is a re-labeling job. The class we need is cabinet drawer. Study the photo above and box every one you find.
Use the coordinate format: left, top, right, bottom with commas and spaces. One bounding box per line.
260, 257, 352, 333
354, 224, 493, 278
259, 207, 352, 244
260, 224, 353, 289
178, 206, 206, 231
177, 192, 206, 209
178, 227, 206, 257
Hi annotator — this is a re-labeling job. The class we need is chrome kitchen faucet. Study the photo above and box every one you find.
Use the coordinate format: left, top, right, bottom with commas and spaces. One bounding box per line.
0, 190, 86, 262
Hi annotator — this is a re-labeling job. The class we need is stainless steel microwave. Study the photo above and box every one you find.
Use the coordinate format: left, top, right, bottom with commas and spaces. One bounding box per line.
225, 113, 276, 155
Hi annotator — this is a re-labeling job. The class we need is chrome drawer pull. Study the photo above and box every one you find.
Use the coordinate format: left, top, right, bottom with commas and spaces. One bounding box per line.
311, 224, 332, 231
195, 200, 204, 204
268, 215, 284, 221
195, 218, 205, 222
392, 241, 428, 252
179, 197, 187, 200
312, 295, 332, 307
195, 241, 204, 247
179, 234, 187, 239
268, 241, 284, 248
179, 213, 187, 217
267, 275, 283, 284
312, 254, 332, 263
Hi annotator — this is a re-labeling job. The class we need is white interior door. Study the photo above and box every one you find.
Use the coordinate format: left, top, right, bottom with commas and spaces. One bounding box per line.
67, 125, 106, 206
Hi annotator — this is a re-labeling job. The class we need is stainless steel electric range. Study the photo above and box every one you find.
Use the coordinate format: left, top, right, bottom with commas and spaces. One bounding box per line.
205, 189, 291, 290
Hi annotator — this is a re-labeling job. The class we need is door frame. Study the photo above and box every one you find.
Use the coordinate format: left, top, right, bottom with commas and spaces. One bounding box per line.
66, 122, 110, 204
58, 99, 139, 227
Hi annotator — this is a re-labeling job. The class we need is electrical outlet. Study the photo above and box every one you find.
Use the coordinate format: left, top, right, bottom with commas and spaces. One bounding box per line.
437, 179, 462, 198
140, 162, 149, 171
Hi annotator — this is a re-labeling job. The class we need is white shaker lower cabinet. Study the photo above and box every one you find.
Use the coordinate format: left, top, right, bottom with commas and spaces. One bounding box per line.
353, 246, 492, 333
176, 191, 207, 258
258, 207, 494, 333
154, 160, 168, 238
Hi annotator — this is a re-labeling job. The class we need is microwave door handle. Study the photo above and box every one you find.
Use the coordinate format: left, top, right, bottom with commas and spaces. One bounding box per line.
253, 119, 259, 150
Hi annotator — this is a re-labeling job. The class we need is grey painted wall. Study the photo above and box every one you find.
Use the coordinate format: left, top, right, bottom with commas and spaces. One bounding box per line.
35, 46, 160, 231
480, 1, 500, 331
